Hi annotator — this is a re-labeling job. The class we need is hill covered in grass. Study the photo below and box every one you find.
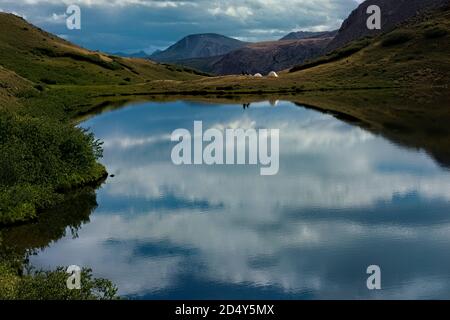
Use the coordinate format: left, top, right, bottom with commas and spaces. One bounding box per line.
0, 12, 203, 88
0, 65, 34, 108
288, 5, 450, 89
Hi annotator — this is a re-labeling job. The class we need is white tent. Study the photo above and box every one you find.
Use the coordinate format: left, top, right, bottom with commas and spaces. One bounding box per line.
253, 73, 263, 77
268, 71, 279, 78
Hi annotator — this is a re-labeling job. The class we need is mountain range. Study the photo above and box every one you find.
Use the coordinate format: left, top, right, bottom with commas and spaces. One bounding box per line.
150, 32, 335, 75
202, 37, 333, 75
149, 0, 449, 75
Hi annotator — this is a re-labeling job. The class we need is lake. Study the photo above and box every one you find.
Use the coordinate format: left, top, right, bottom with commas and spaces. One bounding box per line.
29, 99, 450, 299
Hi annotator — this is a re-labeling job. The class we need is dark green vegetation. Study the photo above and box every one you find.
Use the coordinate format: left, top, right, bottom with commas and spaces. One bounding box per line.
0, 188, 119, 299
0, 110, 104, 224
0, 265, 118, 300
381, 31, 415, 47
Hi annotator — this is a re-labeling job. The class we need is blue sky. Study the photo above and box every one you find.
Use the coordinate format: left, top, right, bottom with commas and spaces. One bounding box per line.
0, 0, 364, 54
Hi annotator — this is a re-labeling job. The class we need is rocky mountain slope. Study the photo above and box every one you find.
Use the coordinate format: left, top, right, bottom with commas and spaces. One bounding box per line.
327, 0, 449, 51
154, 32, 335, 75
208, 37, 333, 75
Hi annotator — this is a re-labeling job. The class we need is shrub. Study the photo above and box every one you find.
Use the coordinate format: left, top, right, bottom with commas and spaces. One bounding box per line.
382, 31, 414, 47
15, 89, 39, 98
424, 27, 448, 39
0, 264, 119, 300
40, 78, 57, 85
34, 84, 45, 92
0, 111, 105, 224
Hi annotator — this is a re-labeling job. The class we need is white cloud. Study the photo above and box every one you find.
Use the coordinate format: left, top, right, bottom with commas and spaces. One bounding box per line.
209, 5, 254, 19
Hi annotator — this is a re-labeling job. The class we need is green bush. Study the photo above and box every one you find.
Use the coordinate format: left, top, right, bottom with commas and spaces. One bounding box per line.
34, 84, 45, 92
0, 110, 105, 224
40, 78, 57, 85
382, 31, 414, 47
0, 263, 119, 300
424, 26, 448, 39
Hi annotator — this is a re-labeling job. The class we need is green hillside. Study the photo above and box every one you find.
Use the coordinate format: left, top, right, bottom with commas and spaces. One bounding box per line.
0, 13, 203, 87
287, 6, 450, 89
0, 65, 34, 108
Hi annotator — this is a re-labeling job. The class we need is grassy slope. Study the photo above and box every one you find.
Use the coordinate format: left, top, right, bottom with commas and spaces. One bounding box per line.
0, 12, 205, 226
285, 7, 450, 89
0, 13, 203, 87
0, 65, 33, 109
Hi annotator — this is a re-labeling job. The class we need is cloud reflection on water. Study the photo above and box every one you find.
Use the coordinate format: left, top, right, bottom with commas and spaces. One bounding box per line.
31, 101, 450, 299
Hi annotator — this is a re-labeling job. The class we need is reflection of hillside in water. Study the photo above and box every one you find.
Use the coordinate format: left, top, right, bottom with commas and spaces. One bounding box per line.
0, 188, 99, 264
290, 89, 450, 170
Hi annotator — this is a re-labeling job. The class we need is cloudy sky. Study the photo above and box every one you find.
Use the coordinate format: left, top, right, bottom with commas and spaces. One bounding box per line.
0, 0, 363, 54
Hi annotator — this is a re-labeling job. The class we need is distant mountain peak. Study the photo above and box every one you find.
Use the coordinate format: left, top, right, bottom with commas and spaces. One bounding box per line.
150, 33, 248, 62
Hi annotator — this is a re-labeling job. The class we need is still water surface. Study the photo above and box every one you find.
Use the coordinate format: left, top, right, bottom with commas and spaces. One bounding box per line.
31, 100, 450, 299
